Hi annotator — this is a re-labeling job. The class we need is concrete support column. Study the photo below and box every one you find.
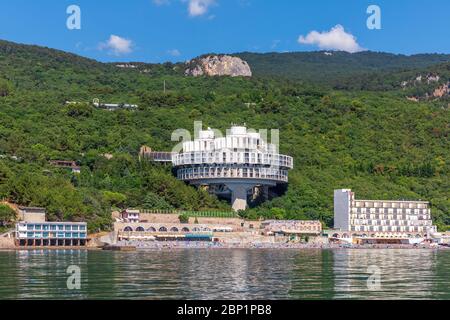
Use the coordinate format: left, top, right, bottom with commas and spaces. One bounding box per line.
263, 185, 269, 201
227, 184, 253, 211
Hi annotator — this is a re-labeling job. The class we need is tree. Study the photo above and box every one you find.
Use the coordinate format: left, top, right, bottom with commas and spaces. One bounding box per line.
270, 208, 286, 220
0, 79, 13, 97
102, 191, 127, 209
142, 192, 174, 210
0, 204, 16, 226
178, 213, 189, 224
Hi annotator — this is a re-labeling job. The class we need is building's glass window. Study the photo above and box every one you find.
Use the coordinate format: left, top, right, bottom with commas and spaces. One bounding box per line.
35, 225, 41, 230
58, 225, 64, 231
43, 232, 49, 238
50, 225, 57, 231
27, 224, 34, 231
65, 225, 71, 231
27, 232, 33, 238
80, 233, 86, 238
72, 225, 79, 231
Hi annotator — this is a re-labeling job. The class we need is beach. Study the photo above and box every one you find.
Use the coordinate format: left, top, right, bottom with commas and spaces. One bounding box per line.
115, 240, 446, 250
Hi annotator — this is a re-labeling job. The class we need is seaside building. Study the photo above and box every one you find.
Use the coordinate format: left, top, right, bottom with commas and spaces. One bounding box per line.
172, 126, 294, 211
15, 222, 87, 247
333, 189, 437, 244
120, 209, 140, 223
116, 222, 232, 242
261, 220, 322, 238
14, 207, 88, 247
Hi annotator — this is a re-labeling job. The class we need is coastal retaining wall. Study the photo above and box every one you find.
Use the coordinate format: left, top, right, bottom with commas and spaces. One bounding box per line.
0, 237, 15, 248
139, 213, 244, 226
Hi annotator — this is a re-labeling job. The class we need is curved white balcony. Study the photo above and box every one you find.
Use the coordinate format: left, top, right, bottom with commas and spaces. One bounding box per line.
176, 165, 289, 183
172, 151, 293, 169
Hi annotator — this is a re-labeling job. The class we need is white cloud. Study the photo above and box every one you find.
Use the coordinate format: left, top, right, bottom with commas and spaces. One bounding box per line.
154, 0, 216, 18
167, 49, 181, 56
298, 25, 364, 53
187, 0, 215, 17
99, 35, 133, 56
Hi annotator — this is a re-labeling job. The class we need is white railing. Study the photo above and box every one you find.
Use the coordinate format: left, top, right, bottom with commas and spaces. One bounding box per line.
173, 151, 293, 168
177, 166, 289, 182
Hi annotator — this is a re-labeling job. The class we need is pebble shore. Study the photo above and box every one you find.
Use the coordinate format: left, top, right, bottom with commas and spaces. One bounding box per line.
116, 240, 446, 250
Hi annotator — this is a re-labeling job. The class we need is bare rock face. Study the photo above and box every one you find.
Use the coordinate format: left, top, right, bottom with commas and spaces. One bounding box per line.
185, 55, 252, 77
432, 82, 450, 98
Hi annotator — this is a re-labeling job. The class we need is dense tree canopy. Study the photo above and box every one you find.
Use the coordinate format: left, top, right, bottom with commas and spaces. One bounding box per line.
0, 40, 448, 231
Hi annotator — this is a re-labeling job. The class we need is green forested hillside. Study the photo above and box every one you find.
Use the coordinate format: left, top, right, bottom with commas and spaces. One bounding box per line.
237, 51, 450, 86
0, 40, 448, 231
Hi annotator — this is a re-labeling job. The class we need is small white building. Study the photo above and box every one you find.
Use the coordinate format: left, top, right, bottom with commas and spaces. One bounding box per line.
120, 209, 140, 223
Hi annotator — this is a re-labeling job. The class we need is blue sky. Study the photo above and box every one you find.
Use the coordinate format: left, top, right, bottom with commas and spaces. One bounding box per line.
0, 0, 449, 63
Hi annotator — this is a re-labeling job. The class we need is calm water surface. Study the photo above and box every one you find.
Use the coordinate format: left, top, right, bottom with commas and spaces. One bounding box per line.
1, 249, 450, 299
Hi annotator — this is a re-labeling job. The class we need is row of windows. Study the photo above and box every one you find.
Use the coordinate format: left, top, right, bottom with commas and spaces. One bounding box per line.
22, 232, 87, 239
350, 214, 431, 221
183, 137, 266, 153
350, 220, 433, 226
24, 224, 86, 231
350, 226, 431, 232
177, 166, 288, 182
173, 152, 293, 168
352, 207, 429, 214
353, 201, 428, 209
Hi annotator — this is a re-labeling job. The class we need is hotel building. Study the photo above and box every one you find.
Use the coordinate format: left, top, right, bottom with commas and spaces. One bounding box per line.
15, 222, 87, 246
334, 189, 437, 241
172, 125, 294, 211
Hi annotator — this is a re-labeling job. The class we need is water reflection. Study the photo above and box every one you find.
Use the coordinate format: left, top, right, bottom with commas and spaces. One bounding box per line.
1, 249, 450, 299
332, 249, 445, 299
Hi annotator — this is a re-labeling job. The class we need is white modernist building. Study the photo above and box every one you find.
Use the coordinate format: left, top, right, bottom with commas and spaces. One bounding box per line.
15, 221, 87, 246
334, 189, 437, 241
172, 126, 294, 211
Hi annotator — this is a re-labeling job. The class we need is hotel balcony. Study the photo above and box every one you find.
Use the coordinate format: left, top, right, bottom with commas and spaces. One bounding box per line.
176, 166, 289, 183
173, 151, 293, 169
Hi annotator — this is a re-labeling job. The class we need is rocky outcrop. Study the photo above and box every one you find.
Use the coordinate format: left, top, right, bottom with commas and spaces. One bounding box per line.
185, 55, 252, 77
402, 72, 449, 102
401, 73, 441, 88
432, 82, 450, 98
